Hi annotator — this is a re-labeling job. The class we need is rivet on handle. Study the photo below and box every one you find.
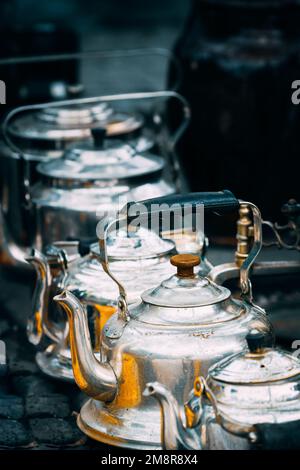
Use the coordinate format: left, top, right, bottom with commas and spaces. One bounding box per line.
171, 254, 200, 278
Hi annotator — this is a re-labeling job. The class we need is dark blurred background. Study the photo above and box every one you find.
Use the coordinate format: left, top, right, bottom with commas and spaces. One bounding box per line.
1, 0, 300, 221
0, 0, 188, 96
0, 3, 299, 451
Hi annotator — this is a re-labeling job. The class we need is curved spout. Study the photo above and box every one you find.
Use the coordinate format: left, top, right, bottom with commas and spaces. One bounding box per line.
54, 290, 117, 402
26, 249, 55, 346
144, 382, 202, 450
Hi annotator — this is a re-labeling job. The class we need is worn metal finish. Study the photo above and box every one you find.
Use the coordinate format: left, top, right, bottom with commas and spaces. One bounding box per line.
149, 333, 300, 450
0, 103, 150, 266
55, 198, 272, 449
1, 91, 189, 265
31, 143, 174, 249
56, 262, 271, 449
30, 229, 205, 382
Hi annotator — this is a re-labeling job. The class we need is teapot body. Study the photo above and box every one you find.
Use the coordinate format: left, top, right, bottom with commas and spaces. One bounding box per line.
78, 299, 272, 449
36, 238, 183, 382
31, 176, 174, 250
0, 104, 157, 265
149, 335, 300, 450
200, 383, 300, 450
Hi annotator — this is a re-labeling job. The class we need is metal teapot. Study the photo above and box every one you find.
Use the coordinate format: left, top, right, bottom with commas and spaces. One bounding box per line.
55, 191, 273, 449
0, 97, 148, 266
28, 227, 210, 382
146, 329, 300, 450
28, 228, 188, 381
1, 91, 189, 265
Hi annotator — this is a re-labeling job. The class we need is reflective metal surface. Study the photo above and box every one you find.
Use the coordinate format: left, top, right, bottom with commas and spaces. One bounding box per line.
30, 229, 202, 382
148, 330, 300, 450
1, 90, 189, 265
54, 196, 272, 449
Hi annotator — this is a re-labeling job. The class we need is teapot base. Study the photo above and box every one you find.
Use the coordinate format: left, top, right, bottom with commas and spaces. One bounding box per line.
36, 349, 74, 383
78, 398, 162, 450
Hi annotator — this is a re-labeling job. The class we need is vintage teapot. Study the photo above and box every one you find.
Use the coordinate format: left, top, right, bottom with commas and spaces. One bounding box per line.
0, 97, 149, 266
28, 226, 210, 382
30, 128, 175, 249
146, 329, 300, 450
55, 191, 273, 449
28, 229, 179, 380
1, 91, 188, 264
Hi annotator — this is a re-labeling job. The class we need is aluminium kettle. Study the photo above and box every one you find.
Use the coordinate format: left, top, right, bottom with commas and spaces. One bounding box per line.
55, 191, 273, 449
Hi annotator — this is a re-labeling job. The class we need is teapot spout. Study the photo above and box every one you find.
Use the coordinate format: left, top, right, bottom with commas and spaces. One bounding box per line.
144, 382, 202, 450
54, 290, 117, 402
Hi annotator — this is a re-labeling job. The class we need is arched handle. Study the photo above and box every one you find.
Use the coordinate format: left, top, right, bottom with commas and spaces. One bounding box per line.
2, 90, 190, 159
96, 190, 260, 320
123, 192, 262, 302
0, 47, 182, 92
26, 248, 67, 346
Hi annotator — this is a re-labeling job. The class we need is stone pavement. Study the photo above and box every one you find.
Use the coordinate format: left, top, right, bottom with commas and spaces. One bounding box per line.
0, 244, 299, 449
0, 309, 107, 450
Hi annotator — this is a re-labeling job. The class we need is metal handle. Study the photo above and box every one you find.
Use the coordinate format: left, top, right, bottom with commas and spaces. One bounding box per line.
0, 47, 182, 92
26, 248, 67, 345
124, 192, 262, 301
193, 377, 300, 448
97, 191, 261, 321
2, 90, 190, 160
189, 377, 255, 439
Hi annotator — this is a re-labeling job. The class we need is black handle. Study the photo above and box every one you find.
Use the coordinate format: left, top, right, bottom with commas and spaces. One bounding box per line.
255, 420, 300, 450
122, 190, 239, 225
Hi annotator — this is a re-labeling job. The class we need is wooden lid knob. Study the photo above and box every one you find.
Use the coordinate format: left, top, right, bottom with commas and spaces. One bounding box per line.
170, 254, 200, 278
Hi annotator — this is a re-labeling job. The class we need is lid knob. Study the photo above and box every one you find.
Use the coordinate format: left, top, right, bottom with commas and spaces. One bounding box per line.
91, 127, 106, 148
246, 329, 266, 353
171, 254, 200, 278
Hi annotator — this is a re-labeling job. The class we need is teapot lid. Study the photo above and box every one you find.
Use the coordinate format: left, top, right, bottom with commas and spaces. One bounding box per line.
36, 103, 113, 126
141, 254, 231, 308
91, 227, 175, 260
8, 105, 144, 146
36, 129, 163, 181
209, 330, 300, 384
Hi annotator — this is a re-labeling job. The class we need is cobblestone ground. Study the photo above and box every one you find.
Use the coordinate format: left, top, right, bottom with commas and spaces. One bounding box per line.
0, 312, 108, 450
0, 238, 299, 450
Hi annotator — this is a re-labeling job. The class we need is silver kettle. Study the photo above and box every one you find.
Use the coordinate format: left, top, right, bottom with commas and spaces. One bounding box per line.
146, 329, 300, 450
55, 191, 273, 449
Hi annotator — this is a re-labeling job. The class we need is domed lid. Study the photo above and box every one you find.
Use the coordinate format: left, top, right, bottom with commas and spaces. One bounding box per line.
65, 230, 175, 305
91, 227, 175, 260
36, 129, 163, 182
8, 105, 144, 146
141, 254, 230, 308
129, 254, 245, 327
36, 103, 113, 126
209, 330, 300, 385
